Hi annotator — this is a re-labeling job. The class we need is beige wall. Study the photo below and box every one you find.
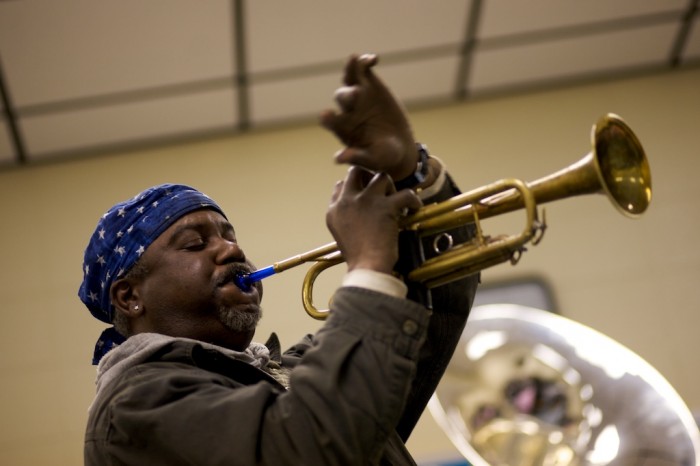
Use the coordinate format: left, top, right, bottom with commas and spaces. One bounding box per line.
0, 66, 698, 464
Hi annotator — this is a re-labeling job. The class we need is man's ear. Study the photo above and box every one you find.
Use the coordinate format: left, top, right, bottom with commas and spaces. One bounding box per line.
110, 278, 143, 318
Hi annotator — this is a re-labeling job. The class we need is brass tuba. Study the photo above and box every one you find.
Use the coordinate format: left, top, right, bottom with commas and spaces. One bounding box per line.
429, 304, 700, 465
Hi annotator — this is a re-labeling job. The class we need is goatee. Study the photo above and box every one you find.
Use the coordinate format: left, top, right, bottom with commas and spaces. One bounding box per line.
218, 305, 262, 333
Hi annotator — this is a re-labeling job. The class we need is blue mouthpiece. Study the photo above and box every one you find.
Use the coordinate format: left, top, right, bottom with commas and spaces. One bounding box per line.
234, 266, 276, 291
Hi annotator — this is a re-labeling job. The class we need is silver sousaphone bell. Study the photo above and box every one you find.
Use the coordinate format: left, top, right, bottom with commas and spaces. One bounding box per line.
429, 304, 700, 466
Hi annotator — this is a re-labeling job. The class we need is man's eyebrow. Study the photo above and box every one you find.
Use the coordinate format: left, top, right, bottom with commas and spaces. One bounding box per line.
212, 215, 235, 236
220, 220, 236, 237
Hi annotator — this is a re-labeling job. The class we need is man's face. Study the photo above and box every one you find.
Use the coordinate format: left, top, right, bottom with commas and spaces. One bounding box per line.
133, 209, 262, 350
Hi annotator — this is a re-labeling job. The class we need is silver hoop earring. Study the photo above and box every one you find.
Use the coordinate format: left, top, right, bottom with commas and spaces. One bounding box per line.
134, 305, 140, 311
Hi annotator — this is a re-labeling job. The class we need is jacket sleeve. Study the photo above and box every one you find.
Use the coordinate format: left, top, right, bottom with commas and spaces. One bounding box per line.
93, 288, 431, 466
395, 170, 480, 441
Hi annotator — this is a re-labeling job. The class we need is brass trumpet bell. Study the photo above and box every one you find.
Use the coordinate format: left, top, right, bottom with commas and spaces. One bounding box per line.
527, 113, 651, 218
429, 304, 700, 466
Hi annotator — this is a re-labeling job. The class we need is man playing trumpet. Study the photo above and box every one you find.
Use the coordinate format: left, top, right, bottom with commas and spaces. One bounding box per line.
80, 53, 478, 465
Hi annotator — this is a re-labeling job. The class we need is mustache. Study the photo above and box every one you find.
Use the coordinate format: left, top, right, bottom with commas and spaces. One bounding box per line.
216, 263, 253, 287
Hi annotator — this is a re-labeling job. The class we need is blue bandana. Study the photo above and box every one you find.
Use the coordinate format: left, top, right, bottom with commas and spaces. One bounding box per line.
78, 184, 226, 363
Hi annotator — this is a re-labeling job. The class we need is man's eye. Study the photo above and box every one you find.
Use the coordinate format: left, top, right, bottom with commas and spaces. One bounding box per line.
182, 238, 206, 250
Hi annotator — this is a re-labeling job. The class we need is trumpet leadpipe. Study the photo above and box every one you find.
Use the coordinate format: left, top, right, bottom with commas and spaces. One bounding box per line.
235, 242, 338, 290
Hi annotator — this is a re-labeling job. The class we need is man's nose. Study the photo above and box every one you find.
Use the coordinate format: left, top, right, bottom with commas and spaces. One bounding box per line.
216, 238, 246, 264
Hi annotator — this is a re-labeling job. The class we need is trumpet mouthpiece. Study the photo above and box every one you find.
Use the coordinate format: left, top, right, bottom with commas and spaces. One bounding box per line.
234, 274, 253, 291
234, 266, 277, 290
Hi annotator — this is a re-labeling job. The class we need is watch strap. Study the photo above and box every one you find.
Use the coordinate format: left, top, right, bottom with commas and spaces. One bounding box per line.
394, 143, 430, 191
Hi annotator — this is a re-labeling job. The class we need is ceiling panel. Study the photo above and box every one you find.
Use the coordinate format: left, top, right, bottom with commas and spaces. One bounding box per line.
471, 23, 679, 94
479, 0, 687, 38
686, 18, 700, 60
0, 0, 697, 169
367, 56, 464, 103
0, 0, 232, 106
251, 73, 341, 125
251, 55, 464, 126
0, 122, 13, 163
246, 0, 468, 73
21, 87, 237, 159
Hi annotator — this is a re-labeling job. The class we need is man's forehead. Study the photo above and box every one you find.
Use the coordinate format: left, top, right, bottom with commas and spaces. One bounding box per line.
164, 208, 234, 236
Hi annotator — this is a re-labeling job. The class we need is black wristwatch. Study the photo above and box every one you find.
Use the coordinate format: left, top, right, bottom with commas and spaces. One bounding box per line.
394, 143, 430, 190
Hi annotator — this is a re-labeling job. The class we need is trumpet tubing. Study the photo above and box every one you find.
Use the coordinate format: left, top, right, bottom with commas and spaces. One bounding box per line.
258, 113, 652, 319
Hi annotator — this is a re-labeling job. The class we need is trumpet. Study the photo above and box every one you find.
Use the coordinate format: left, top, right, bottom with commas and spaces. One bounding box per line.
235, 113, 651, 320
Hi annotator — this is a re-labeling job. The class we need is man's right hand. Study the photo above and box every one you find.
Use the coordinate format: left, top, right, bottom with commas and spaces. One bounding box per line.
326, 166, 422, 275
